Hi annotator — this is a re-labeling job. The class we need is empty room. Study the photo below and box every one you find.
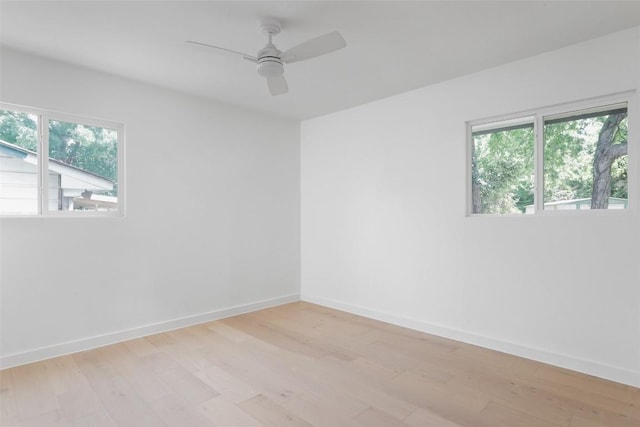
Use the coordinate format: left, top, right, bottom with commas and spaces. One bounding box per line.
1, 1, 639, 426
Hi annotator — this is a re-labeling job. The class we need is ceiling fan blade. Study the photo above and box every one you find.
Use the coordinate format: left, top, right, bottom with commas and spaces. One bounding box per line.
281, 31, 346, 64
266, 74, 288, 96
186, 40, 257, 62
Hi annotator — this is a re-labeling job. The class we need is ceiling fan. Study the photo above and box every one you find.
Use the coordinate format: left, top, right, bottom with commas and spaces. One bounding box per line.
187, 17, 347, 96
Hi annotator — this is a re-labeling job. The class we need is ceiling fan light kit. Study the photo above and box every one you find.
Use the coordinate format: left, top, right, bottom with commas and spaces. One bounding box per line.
187, 16, 346, 96
257, 58, 284, 77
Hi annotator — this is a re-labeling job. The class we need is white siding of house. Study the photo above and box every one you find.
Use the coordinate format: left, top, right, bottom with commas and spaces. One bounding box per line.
48, 172, 60, 211
0, 155, 39, 214
0, 153, 65, 213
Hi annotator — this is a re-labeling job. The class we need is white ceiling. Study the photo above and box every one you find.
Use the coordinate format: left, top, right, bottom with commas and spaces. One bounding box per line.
2, 1, 640, 120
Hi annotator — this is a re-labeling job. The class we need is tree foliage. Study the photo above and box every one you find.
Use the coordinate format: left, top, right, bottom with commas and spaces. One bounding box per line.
0, 110, 38, 151
472, 126, 534, 214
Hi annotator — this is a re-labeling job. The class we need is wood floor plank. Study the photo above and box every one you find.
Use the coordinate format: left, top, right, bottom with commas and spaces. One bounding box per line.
206, 321, 261, 343
56, 384, 104, 422
197, 336, 302, 404
1, 301, 638, 427
238, 394, 314, 427
475, 400, 563, 427
363, 340, 453, 382
72, 349, 119, 384
523, 375, 640, 424
382, 368, 490, 425
198, 395, 265, 427
221, 315, 329, 359
9, 363, 60, 420
446, 368, 575, 425
194, 364, 259, 403
566, 411, 640, 427
136, 350, 182, 374
114, 360, 174, 403
18, 409, 69, 427
88, 375, 166, 427
403, 407, 464, 427
302, 355, 418, 420
122, 336, 159, 358
148, 393, 215, 426
161, 343, 213, 373
0, 368, 19, 426
569, 413, 640, 427
532, 366, 640, 415
282, 394, 362, 427
536, 366, 640, 405
353, 407, 405, 426
279, 367, 370, 419
157, 366, 220, 404
70, 410, 117, 427
42, 355, 90, 395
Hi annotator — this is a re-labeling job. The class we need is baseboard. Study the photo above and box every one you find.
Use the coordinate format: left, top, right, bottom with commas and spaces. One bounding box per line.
0, 293, 300, 370
302, 294, 640, 388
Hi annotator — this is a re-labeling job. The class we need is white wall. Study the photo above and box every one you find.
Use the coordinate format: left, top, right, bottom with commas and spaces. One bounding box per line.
0, 48, 300, 367
301, 27, 640, 387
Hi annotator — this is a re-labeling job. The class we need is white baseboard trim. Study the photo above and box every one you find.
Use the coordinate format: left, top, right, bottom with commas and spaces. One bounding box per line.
302, 294, 640, 388
0, 293, 300, 370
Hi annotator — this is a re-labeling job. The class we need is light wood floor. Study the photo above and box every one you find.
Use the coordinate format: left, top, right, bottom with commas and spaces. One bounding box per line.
1, 302, 639, 427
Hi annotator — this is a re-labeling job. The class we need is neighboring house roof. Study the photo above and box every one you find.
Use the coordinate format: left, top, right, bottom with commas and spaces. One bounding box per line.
0, 139, 114, 191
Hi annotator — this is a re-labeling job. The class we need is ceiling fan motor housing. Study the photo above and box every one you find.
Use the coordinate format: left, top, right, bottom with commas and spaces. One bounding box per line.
256, 45, 284, 77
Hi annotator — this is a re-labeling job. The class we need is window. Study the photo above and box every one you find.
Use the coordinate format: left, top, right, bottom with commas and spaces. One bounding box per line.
468, 95, 631, 215
0, 104, 124, 216
471, 117, 535, 214
543, 105, 628, 211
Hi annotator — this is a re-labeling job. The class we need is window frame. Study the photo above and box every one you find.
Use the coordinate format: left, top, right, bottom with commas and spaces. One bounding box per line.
0, 102, 125, 217
466, 92, 635, 217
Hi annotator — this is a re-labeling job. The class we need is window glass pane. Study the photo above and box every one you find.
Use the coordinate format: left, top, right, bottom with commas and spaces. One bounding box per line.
0, 109, 39, 215
543, 106, 627, 210
47, 119, 118, 212
471, 119, 534, 214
